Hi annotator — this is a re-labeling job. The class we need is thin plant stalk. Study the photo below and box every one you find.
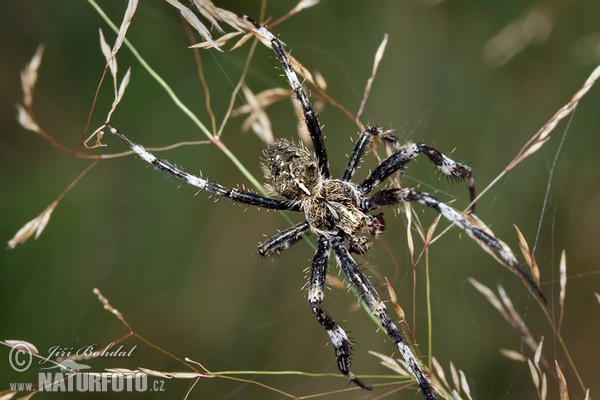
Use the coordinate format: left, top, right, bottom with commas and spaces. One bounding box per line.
87, 0, 266, 196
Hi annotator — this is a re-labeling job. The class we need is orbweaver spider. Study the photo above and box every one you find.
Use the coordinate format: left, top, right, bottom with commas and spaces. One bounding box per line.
106, 20, 545, 400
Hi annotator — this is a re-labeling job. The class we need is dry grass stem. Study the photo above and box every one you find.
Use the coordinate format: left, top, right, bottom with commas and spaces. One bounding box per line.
458, 215, 545, 302
458, 370, 473, 400
233, 88, 292, 117
469, 279, 538, 352
93, 288, 131, 331
514, 225, 541, 288
184, 357, 212, 375
534, 337, 544, 365
93, 0, 137, 125
269, 0, 320, 27
111, 0, 138, 60
17, 45, 44, 136
85, 125, 108, 149
214, 38, 260, 140
4, 340, 40, 356
20, 44, 44, 109
424, 214, 441, 246
8, 2, 594, 398
431, 357, 446, 386
472, 272, 589, 398
528, 338, 548, 399
189, 31, 244, 50
233, 87, 294, 143
385, 277, 406, 321
498, 286, 538, 351
449, 362, 459, 393
500, 348, 528, 362
107, 67, 131, 122
165, 0, 278, 54
172, 1, 321, 91
96, 21, 133, 128
8, 154, 99, 248
16, 103, 41, 134
558, 250, 567, 332
469, 278, 510, 319
167, 0, 225, 50
430, 358, 473, 400
368, 350, 410, 377
404, 202, 415, 260
356, 34, 388, 124
477, 63, 600, 202
7, 200, 57, 249
136, 367, 207, 379
238, 84, 275, 143
0, 390, 35, 400
555, 361, 569, 400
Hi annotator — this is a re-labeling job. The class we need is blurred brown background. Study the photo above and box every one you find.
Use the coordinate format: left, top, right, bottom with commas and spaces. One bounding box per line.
2, 1, 599, 399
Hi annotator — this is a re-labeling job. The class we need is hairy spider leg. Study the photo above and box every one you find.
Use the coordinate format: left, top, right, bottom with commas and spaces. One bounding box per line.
106, 18, 548, 400
359, 142, 476, 211
342, 126, 384, 182
330, 236, 436, 399
309, 236, 372, 390
258, 220, 310, 256
258, 26, 437, 394
107, 124, 299, 211
261, 28, 331, 179
366, 188, 547, 304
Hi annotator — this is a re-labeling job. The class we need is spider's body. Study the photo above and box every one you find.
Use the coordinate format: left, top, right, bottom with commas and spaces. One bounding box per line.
265, 139, 383, 253
263, 139, 318, 201
300, 178, 365, 237
107, 20, 546, 400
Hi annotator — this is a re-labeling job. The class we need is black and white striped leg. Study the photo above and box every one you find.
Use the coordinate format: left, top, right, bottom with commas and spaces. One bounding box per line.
258, 221, 310, 256
259, 28, 330, 179
366, 188, 547, 304
359, 142, 476, 211
342, 127, 397, 182
309, 236, 372, 390
342, 126, 383, 182
107, 124, 299, 211
330, 236, 436, 399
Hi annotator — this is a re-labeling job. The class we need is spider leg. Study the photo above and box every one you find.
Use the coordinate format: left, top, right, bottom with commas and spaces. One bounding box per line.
359, 142, 476, 211
342, 126, 396, 182
258, 220, 310, 256
330, 236, 436, 399
259, 28, 331, 179
107, 124, 300, 211
366, 188, 547, 304
309, 236, 372, 390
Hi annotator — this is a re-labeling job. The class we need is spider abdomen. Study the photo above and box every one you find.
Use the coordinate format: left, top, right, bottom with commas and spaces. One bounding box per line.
263, 139, 319, 200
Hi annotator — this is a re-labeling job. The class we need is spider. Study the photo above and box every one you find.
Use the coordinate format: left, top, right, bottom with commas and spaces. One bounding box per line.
105, 21, 545, 400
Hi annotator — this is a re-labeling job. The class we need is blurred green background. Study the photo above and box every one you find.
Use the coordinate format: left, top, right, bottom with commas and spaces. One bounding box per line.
2, 1, 600, 399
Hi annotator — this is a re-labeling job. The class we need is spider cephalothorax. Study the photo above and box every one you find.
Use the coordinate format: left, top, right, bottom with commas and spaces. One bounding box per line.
107, 19, 546, 400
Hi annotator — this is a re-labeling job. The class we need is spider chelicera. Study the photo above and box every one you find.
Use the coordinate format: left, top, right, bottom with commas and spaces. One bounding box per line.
106, 21, 545, 400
